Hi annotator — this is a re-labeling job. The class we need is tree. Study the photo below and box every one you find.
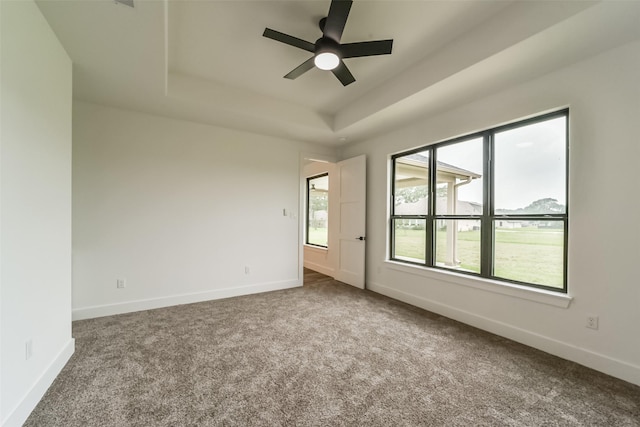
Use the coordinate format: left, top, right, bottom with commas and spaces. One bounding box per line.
310, 192, 328, 212
309, 191, 328, 229
395, 185, 427, 205
520, 198, 565, 214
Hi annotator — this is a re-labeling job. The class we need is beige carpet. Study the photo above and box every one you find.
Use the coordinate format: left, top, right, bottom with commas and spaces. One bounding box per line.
26, 270, 640, 426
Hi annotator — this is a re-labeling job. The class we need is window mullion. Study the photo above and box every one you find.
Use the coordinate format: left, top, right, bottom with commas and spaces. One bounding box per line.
426, 147, 436, 267
481, 132, 493, 277
390, 157, 397, 260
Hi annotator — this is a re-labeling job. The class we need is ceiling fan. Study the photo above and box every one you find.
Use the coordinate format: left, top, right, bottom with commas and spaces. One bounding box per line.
262, 0, 393, 86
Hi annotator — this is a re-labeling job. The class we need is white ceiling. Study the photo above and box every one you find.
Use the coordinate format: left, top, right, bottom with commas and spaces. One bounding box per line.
36, 0, 640, 146
168, 0, 510, 114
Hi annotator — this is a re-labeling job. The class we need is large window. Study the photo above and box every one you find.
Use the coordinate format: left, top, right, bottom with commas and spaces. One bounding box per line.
307, 174, 329, 247
390, 110, 568, 292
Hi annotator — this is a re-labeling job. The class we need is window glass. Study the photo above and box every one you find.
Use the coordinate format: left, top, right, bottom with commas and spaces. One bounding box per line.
394, 151, 429, 215
393, 218, 426, 263
307, 174, 328, 247
494, 117, 566, 214
436, 138, 483, 215
493, 221, 564, 288
435, 219, 481, 273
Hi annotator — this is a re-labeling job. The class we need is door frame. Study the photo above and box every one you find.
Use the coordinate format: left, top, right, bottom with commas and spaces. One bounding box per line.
298, 151, 337, 284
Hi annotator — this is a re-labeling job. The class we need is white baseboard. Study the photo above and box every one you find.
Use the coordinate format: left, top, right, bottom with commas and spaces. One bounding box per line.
72, 279, 301, 321
303, 261, 335, 278
2, 338, 75, 427
368, 281, 640, 387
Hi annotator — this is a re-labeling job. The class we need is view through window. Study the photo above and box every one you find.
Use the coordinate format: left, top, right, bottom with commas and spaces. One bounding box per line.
307, 174, 329, 247
390, 110, 568, 291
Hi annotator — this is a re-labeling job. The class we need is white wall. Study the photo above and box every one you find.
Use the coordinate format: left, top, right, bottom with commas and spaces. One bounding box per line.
0, 1, 74, 425
303, 161, 338, 277
72, 102, 334, 319
341, 40, 640, 386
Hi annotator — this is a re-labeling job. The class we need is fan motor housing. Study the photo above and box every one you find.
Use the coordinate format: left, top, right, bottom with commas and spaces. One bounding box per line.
315, 37, 341, 56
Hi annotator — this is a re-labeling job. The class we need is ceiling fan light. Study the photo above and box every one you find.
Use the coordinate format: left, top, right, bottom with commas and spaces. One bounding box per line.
314, 52, 340, 70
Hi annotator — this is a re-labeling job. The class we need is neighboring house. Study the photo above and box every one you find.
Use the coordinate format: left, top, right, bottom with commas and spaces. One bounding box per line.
397, 199, 481, 231
394, 154, 482, 266
495, 220, 523, 229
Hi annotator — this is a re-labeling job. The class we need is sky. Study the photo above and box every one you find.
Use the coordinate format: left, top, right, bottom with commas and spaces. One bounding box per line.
435, 116, 566, 210
494, 116, 566, 210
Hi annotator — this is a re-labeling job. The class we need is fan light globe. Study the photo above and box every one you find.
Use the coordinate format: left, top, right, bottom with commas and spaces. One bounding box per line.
314, 52, 340, 70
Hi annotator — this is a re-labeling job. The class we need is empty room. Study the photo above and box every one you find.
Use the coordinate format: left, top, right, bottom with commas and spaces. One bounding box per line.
2, 0, 640, 425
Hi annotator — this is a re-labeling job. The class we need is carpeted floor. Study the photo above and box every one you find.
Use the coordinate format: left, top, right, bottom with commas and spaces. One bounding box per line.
26, 270, 640, 426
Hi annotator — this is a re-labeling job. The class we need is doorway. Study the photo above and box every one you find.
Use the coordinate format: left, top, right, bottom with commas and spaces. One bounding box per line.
300, 155, 366, 289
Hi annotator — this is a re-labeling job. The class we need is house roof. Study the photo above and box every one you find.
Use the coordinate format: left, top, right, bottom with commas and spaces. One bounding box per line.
400, 153, 481, 180
35, 1, 640, 146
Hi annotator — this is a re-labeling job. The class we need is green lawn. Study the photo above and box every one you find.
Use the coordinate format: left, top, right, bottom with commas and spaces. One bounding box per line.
435, 228, 481, 273
307, 227, 328, 247
394, 226, 564, 288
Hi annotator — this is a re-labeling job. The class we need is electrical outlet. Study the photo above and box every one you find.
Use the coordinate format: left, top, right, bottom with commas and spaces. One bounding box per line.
25, 339, 33, 360
586, 315, 599, 330
116, 278, 126, 289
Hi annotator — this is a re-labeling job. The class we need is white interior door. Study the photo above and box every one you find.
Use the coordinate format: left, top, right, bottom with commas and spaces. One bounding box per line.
335, 155, 366, 289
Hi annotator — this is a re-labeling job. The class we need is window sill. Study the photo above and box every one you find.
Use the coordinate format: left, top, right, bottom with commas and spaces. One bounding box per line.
304, 244, 328, 252
384, 260, 572, 308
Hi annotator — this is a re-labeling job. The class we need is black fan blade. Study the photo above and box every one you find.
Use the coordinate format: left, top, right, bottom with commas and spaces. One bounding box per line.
331, 60, 355, 86
323, 0, 352, 42
340, 39, 393, 58
263, 28, 315, 53
284, 57, 316, 80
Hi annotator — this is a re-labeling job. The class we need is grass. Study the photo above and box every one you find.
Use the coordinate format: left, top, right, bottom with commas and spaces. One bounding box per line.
307, 227, 328, 247
394, 226, 564, 288
435, 228, 481, 273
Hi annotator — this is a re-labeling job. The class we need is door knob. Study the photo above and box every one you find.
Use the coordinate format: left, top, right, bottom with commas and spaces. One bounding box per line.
356, 236, 366, 241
